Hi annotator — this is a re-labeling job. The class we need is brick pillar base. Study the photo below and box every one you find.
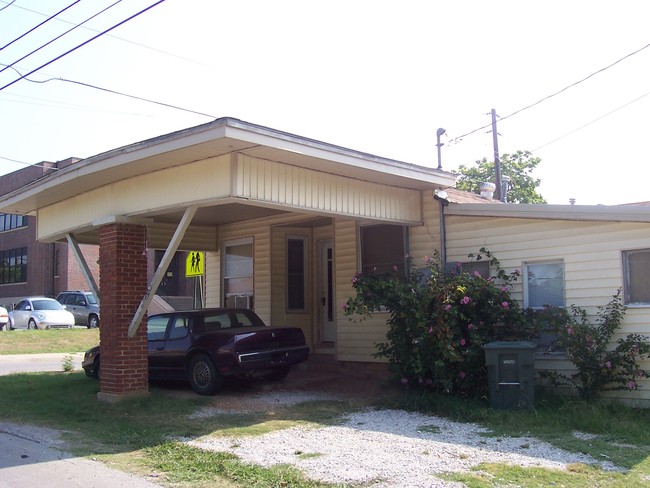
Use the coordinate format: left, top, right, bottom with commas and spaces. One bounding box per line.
97, 223, 149, 402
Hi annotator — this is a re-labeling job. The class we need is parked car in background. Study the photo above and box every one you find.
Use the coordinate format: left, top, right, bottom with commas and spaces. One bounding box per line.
56, 291, 100, 328
82, 308, 310, 395
0, 306, 8, 331
8, 297, 75, 330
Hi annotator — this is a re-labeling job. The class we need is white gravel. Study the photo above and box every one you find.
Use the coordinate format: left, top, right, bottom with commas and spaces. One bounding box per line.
188, 392, 619, 487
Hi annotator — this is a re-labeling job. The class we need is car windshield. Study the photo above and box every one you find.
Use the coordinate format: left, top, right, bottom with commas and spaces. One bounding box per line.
32, 299, 64, 311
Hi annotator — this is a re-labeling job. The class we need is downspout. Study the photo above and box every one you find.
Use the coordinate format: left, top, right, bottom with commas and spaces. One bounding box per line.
433, 190, 449, 264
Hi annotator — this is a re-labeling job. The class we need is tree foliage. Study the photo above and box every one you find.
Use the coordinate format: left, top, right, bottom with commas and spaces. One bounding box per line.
455, 150, 546, 204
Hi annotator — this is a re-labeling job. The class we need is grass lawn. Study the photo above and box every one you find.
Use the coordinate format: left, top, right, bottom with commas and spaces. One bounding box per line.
0, 328, 99, 354
1, 332, 649, 487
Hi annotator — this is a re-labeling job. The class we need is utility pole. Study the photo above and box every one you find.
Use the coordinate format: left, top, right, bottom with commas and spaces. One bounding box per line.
491, 108, 502, 202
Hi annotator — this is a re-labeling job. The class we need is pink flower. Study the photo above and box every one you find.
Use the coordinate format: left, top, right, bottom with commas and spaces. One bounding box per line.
459, 371, 466, 379
627, 380, 637, 390
473, 270, 481, 277
393, 265, 398, 272
444, 304, 452, 311
351, 274, 359, 283
460, 296, 470, 305
460, 338, 466, 346
604, 361, 612, 369
467, 323, 474, 330
401, 377, 409, 385
425, 255, 432, 264
500, 286, 508, 292
428, 327, 433, 334
566, 327, 574, 336
501, 301, 509, 309
341, 303, 349, 310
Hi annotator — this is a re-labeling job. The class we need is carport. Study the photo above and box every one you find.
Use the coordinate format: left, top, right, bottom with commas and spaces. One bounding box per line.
0, 118, 456, 401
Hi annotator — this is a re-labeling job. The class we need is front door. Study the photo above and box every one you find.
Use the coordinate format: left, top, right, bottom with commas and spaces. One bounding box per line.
317, 239, 335, 343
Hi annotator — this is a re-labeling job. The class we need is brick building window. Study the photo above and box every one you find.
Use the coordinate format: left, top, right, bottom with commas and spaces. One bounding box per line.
0, 214, 27, 232
0, 247, 28, 284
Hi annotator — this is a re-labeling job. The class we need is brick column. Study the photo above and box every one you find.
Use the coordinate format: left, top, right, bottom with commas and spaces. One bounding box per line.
97, 223, 149, 402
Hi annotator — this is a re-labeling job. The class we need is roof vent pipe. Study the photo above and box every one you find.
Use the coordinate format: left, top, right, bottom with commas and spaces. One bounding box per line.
479, 181, 496, 200
436, 128, 446, 169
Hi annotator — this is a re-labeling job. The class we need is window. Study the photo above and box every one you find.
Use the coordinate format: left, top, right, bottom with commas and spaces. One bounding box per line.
223, 238, 253, 309
623, 249, 650, 305
524, 261, 565, 308
168, 316, 191, 340
443, 260, 490, 278
287, 237, 306, 311
0, 214, 26, 232
0, 247, 27, 284
147, 315, 170, 341
360, 224, 407, 274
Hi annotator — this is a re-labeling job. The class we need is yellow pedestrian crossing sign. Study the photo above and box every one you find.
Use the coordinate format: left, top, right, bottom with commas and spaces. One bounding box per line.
186, 251, 204, 277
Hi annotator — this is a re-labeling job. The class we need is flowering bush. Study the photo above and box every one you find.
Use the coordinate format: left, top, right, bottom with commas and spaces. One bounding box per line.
344, 249, 536, 397
545, 290, 650, 400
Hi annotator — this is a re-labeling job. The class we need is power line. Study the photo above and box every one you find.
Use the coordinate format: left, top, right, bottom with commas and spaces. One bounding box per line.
0, 0, 81, 52
1, 62, 216, 119
0, 0, 16, 13
0, 0, 124, 76
0, 0, 166, 93
450, 41, 650, 144
533, 90, 650, 152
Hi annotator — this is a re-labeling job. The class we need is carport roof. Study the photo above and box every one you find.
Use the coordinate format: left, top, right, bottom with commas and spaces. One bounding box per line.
0, 117, 457, 216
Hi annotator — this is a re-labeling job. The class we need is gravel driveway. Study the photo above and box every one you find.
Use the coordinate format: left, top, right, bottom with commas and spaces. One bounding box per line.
186, 384, 618, 488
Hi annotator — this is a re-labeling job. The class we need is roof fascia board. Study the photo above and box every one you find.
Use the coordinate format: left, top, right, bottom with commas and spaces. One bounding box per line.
445, 203, 650, 223
223, 119, 457, 186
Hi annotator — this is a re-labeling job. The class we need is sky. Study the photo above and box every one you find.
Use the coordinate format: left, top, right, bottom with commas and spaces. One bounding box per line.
1, 0, 649, 205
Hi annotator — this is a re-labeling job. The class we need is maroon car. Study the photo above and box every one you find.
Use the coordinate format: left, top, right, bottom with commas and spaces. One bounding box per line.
82, 308, 310, 395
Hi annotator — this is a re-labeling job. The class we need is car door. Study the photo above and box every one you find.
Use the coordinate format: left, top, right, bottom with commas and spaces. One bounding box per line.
60, 294, 79, 324
147, 314, 171, 379
11, 299, 31, 328
157, 314, 193, 380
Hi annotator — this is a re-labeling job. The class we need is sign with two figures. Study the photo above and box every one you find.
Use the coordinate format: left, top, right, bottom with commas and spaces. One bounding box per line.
186, 251, 204, 277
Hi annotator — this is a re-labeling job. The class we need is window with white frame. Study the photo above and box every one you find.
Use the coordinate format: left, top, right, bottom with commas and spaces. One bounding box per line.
287, 236, 307, 311
623, 249, 650, 305
360, 224, 407, 275
223, 238, 253, 309
524, 261, 565, 308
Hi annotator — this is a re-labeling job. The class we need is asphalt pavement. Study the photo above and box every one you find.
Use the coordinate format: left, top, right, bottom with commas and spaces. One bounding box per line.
0, 354, 164, 487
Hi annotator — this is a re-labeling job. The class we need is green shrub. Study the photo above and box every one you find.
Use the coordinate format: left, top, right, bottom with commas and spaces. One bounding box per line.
344, 249, 535, 397
544, 290, 650, 400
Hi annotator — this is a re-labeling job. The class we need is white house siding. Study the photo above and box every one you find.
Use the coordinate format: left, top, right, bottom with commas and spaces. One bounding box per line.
408, 194, 442, 268
445, 215, 650, 405
37, 155, 231, 242
236, 154, 422, 223
205, 251, 220, 308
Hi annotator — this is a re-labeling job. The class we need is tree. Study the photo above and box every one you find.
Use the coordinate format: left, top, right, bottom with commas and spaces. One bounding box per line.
455, 150, 546, 204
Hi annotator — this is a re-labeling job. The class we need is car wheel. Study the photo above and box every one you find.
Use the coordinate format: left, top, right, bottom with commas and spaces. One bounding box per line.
88, 315, 99, 329
28, 318, 37, 330
265, 365, 291, 381
188, 354, 222, 395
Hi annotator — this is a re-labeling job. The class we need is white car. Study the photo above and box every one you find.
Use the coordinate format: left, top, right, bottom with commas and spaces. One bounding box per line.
0, 306, 8, 331
8, 297, 75, 330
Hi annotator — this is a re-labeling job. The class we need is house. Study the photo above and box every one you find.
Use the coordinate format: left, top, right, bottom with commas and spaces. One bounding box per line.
0, 117, 648, 406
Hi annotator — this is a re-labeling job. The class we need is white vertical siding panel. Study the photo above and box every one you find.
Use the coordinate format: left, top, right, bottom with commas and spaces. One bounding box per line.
204, 251, 220, 307
236, 154, 420, 223
409, 194, 441, 268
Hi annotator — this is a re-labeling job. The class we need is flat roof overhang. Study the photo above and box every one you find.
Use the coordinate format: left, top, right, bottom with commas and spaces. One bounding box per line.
0, 117, 457, 217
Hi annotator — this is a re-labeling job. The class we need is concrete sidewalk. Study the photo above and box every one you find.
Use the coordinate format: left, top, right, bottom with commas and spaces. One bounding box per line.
0, 352, 85, 376
0, 422, 163, 488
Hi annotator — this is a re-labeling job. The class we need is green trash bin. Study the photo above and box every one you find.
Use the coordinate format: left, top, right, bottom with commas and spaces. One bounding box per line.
483, 341, 537, 409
